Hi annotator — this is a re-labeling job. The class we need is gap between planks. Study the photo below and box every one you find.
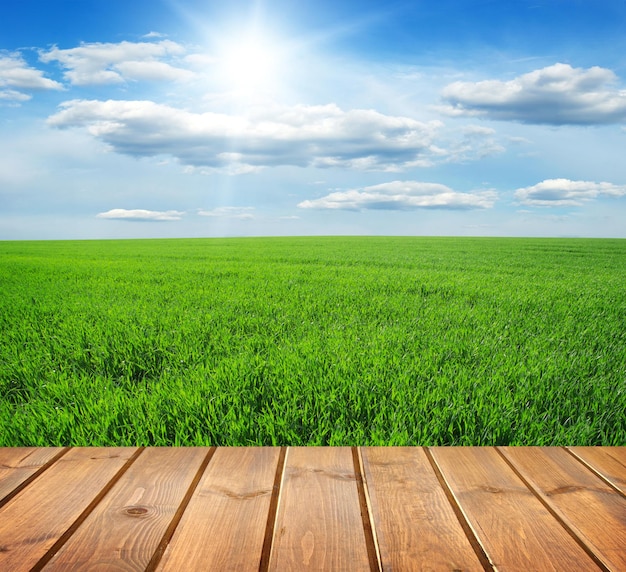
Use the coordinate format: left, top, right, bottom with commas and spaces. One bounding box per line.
259, 446, 287, 572
423, 447, 495, 571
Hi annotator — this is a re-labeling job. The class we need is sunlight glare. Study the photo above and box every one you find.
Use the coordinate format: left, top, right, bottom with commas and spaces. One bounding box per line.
217, 31, 282, 95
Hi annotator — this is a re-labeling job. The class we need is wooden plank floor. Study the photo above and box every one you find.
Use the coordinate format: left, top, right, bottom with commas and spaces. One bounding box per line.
0, 447, 624, 571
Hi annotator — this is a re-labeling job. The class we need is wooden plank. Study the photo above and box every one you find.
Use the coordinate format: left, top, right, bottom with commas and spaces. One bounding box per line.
268, 447, 372, 571
0, 448, 65, 506
361, 447, 486, 571
567, 447, 626, 495
430, 447, 602, 571
40, 447, 209, 571
502, 446, 626, 571
156, 447, 280, 572
0, 447, 137, 572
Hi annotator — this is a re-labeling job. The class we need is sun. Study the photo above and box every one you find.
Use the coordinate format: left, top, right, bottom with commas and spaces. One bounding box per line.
223, 37, 274, 89
216, 31, 282, 95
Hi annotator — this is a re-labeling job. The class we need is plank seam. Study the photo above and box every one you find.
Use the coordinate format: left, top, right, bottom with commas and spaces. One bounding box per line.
144, 446, 217, 572
496, 447, 610, 572
259, 446, 287, 572
30, 447, 146, 572
565, 447, 626, 499
424, 447, 495, 572
352, 447, 382, 572
0, 447, 70, 510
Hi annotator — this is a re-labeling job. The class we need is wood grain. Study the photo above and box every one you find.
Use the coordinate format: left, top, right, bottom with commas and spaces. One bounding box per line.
431, 446, 602, 571
41, 447, 209, 571
157, 447, 280, 572
361, 446, 485, 571
502, 446, 626, 571
567, 446, 626, 495
0, 447, 137, 572
0, 448, 65, 506
268, 447, 371, 571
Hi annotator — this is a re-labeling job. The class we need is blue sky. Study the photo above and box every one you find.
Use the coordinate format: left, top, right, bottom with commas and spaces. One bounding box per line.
2, 0, 626, 239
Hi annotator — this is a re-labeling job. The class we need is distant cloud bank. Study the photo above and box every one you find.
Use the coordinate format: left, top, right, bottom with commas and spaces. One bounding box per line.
96, 209, 184, 221
515, 179, 626, 207
439, 63, 626, 125
298, 180, 497, 210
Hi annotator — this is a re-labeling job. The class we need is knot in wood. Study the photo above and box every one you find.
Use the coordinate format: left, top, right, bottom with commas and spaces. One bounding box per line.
122, 505, 149, 516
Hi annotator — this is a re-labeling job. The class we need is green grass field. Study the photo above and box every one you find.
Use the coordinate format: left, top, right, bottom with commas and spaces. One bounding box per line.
1, 236, 624, 446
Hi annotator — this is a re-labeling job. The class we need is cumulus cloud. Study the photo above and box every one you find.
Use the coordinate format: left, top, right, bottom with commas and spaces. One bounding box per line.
96, 209, 184, 221
515, 179, 626, 206
298, 181, 497, 210
197, 207, 255, 219
40, 40, 193, 85
438, 63, 626, 125
0, 53, 63, 101
47, 100, 447, 171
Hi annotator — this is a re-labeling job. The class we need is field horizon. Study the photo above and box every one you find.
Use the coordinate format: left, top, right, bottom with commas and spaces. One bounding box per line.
1, 236, 624, 446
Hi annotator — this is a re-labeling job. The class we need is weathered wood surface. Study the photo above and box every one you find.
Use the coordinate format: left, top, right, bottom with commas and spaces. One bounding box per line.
0, 447, 623, 571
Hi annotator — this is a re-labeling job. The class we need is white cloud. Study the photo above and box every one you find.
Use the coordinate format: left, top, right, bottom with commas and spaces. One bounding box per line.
515, 179, 626, 206
298, 181, 497, 210
0, 53, 63, 100
96, 209, 184, 221
114, 60, 194, 82
438, 63, 626, 125
197, 207, 255, 219
0, 89, 31, 102
39, 40, 192, 85
47, 99, 448, 171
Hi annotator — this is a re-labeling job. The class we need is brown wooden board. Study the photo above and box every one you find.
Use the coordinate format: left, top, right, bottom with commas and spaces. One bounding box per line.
268, 447, 372, 571
568, 446, 626, 495
431, 447, 602, 570
361, 446, 486, 571
502, 446, 626, 571
41, 447, 209, 571
157, 447, 280, 572
0, 447, 137, 572
0, 448, 65, 506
